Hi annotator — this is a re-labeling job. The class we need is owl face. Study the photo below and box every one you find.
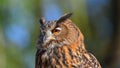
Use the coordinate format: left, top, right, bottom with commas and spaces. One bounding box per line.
37, 13, 73, 50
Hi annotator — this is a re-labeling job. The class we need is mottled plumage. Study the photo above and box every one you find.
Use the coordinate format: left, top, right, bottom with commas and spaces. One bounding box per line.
35, 13, 101, 68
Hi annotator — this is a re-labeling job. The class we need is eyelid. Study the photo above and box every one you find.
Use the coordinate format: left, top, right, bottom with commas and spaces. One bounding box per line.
55, 27, 61, 31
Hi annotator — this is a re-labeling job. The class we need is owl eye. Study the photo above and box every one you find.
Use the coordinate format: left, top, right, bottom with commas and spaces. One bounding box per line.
52, 27, 61, 35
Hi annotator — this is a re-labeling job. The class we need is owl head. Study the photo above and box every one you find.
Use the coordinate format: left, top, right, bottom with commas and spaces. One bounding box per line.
37, 13, 81, 50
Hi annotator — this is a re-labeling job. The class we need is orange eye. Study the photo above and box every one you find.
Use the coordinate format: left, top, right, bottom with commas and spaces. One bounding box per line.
52, 27, 61, 35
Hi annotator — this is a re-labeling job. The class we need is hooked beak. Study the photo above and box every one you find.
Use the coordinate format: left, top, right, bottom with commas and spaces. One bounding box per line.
36, 31, 55, 49
47, 36, 55, 40
43, 30, 55, 43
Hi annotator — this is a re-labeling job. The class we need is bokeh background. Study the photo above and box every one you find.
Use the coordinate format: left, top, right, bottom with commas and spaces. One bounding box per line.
0, 0, 120, 68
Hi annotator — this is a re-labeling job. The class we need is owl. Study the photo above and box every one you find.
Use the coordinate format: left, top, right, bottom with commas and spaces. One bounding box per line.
35, 13, 101, 68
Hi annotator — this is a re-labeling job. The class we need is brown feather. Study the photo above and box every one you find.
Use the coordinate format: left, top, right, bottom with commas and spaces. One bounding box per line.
35, 13, 101, 68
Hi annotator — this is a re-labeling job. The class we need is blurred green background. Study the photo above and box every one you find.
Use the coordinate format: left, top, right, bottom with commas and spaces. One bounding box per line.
0, 0, 120, 68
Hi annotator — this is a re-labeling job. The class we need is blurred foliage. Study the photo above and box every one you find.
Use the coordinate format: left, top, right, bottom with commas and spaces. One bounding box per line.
0, 0, 120, 68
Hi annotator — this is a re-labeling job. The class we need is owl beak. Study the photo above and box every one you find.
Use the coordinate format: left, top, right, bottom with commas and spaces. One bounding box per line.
43, 30, 55, 43
47, 36, 55, 40
46, 30, 55, 40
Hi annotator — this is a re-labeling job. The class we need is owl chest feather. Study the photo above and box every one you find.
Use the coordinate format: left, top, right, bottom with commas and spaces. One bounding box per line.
36, 43, 101, 68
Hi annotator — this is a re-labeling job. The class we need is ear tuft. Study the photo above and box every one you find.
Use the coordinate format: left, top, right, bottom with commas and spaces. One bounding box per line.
57, 12, 73, 23
39, 17, 46, 25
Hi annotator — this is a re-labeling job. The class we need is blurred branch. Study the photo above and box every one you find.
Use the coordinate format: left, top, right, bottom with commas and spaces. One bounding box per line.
104, 0, 120, 68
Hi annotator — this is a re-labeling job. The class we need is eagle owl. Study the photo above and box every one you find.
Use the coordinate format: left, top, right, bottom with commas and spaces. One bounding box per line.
35, 13, 101, 68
